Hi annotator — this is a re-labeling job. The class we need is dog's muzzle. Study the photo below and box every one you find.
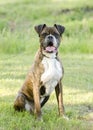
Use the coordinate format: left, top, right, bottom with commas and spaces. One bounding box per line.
43, 35, 58, 53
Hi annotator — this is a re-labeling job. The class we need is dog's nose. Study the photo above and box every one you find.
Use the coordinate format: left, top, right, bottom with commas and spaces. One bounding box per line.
48, 35, 53, 41
47, 35, 54, 46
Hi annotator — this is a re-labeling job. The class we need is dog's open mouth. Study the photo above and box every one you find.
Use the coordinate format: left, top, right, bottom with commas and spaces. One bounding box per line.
44, 46, 57, 53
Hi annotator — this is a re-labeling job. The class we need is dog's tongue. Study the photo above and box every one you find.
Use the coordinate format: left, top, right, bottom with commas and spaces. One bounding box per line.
45, 46, 57, 53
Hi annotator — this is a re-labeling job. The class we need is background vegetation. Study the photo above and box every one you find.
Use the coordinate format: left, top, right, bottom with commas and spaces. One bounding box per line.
0, 0, 93, 130
0, 0, 93, 54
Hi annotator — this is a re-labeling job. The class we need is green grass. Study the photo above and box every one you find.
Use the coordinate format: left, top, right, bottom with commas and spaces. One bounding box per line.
0, 54, 93, 130
0, 0, 93, 54
0, 0, 93, 130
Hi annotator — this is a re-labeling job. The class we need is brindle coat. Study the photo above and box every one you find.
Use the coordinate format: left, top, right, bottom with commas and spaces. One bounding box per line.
14, 24, 65, 119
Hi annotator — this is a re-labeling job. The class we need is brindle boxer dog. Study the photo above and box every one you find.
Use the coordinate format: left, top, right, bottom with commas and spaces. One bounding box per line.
14, 24, 65, 120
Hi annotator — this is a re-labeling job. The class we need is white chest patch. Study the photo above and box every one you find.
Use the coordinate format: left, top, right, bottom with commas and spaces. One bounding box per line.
41, 56, 63, 96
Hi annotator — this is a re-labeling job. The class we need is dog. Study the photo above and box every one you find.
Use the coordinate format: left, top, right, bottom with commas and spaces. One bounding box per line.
14, 24, 65, 120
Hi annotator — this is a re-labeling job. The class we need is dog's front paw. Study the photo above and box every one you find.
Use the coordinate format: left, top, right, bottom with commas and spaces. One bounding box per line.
36, 116, 43, 122
35, 112, 43, 122
59, 113, 69, 120
62, 115, 69, 120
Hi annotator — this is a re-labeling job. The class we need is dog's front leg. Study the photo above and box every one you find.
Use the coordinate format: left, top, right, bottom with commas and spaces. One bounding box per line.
55, 81, 64, 116
33, 82, 41, 120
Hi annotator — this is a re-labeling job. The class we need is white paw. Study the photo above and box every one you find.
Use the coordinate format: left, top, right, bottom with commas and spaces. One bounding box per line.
63, 115, 69, 120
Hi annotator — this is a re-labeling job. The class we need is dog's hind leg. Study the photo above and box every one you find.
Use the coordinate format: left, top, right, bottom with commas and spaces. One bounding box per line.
14, 93, 25, 111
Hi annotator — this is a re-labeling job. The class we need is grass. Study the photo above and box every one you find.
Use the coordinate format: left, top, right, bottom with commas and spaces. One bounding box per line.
0, 0, 93, 54
0, 0, 93, 129
0, 54, 93, 130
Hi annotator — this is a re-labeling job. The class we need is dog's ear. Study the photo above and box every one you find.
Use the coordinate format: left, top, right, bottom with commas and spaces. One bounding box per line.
34, 24, 46, 36
54, 24, 65, 36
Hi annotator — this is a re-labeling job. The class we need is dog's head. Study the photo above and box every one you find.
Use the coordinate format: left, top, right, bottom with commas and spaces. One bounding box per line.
35, 24, 65, 54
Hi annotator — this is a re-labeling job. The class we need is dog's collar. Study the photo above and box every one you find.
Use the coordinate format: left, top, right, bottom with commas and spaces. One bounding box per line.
42, 51, 57, 59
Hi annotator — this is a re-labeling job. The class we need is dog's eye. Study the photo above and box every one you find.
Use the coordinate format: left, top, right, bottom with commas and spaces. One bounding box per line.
41, 33, 48, 37
53, 32, 59, 37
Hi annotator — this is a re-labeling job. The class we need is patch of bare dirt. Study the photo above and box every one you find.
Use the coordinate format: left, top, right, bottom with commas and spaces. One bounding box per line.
58, 6, 93, 14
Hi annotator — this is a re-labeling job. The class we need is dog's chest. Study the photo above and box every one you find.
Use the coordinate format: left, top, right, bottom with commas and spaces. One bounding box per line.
41, 57, 62, 96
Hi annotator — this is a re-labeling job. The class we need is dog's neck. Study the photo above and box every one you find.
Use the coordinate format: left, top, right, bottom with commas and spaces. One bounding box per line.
42, 50, 57, 59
